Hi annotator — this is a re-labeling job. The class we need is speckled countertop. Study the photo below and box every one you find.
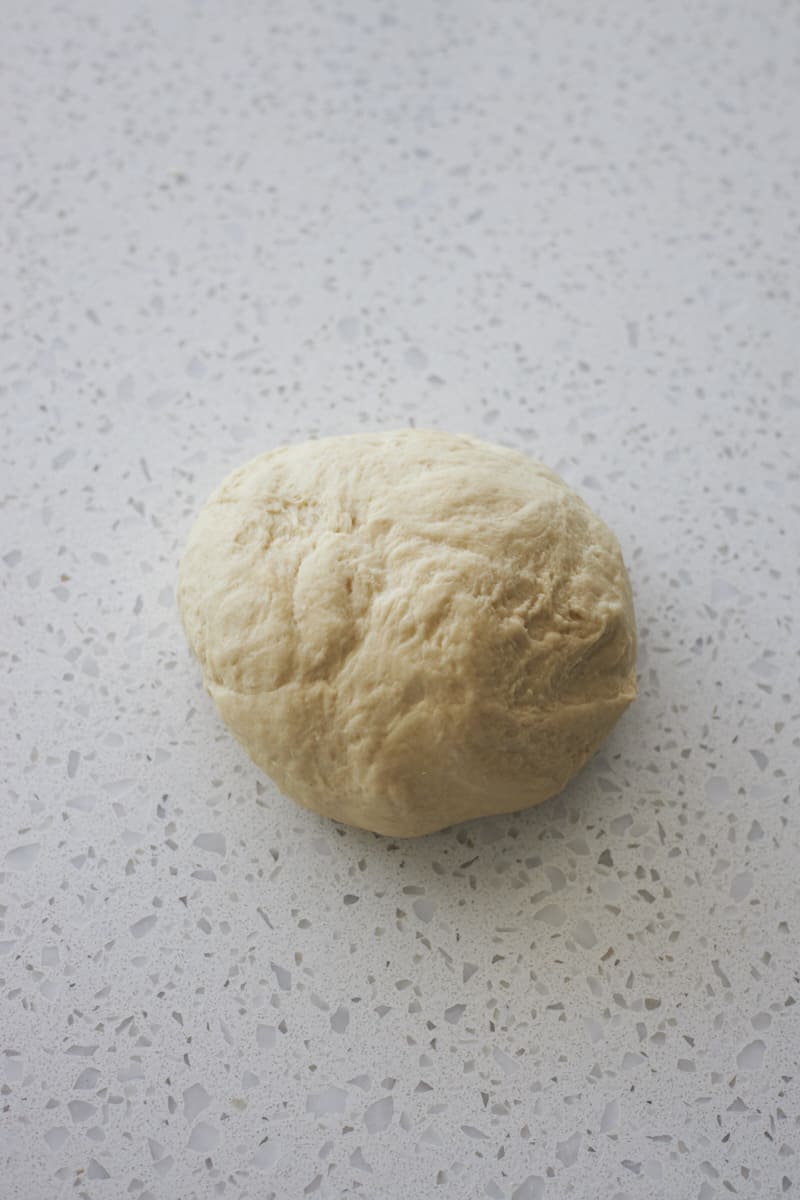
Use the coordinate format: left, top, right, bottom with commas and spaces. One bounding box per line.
2, 2, 799, 1198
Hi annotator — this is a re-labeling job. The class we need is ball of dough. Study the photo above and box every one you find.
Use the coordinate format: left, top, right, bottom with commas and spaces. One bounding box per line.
178, 430, 637, 837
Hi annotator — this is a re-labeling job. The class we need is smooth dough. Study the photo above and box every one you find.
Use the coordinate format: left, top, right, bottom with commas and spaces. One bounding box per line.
178, 430, 637, 837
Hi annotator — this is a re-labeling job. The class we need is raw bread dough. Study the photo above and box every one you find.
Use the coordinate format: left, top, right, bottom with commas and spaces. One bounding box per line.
178, 430, 637, 837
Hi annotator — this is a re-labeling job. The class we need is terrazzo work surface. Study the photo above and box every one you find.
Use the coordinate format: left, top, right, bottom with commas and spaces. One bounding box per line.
2, 1, 799, 1198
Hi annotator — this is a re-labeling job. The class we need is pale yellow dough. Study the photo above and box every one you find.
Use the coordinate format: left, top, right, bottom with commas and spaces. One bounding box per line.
177, 430, 637, 837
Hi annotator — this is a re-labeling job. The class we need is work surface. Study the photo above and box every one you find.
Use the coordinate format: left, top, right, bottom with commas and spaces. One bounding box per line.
2, 2, 798, 1197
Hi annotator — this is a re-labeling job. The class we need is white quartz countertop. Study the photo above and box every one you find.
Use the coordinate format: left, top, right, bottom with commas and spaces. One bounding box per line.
2, 2, 799, 1198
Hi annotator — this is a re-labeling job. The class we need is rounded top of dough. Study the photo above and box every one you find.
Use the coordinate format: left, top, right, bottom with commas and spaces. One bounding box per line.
178, 430, 637, 836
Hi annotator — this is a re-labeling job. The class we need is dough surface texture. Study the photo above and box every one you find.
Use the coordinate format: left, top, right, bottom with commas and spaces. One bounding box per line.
178, 430, 637, 837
